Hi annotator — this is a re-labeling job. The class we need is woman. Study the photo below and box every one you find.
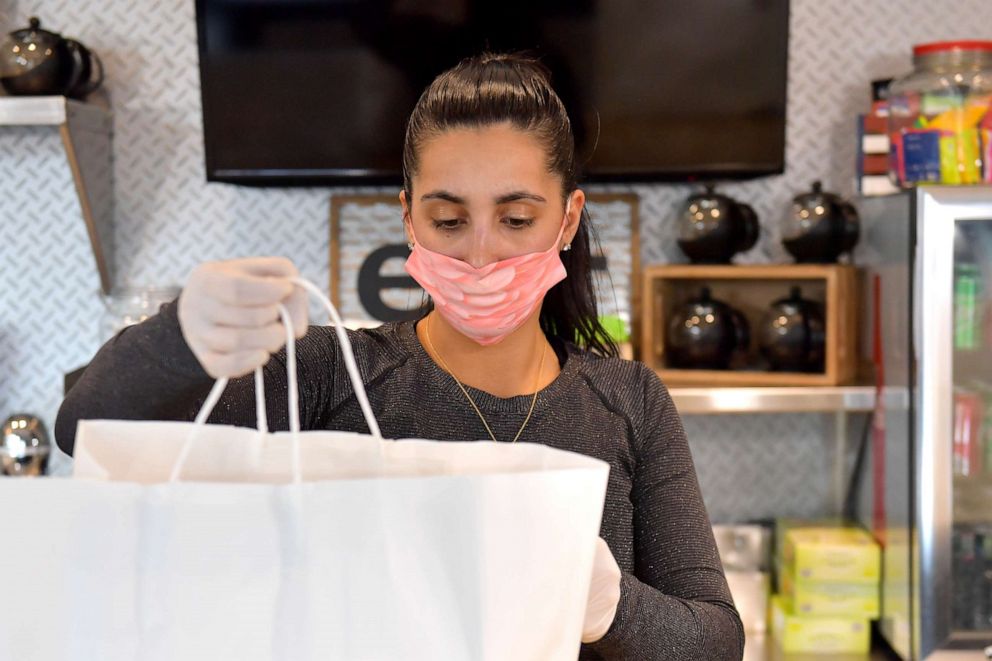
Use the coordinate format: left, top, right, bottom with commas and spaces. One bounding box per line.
56, 52, 743, 660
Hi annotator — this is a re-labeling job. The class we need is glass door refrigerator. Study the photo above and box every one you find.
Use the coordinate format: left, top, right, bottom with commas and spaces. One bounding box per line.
859, 185, 992, 660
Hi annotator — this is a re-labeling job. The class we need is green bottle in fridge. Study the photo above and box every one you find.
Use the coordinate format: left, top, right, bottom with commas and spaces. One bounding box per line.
954, 263, 980, 350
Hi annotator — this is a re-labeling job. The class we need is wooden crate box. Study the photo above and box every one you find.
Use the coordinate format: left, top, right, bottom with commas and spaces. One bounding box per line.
641, 264, 860, 386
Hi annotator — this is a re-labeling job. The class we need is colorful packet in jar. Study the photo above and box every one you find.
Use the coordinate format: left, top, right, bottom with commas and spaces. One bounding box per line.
982, 103, 992, 182
930, 103, 987, 183
903, 129, 943, 183
939, 131, 962, 184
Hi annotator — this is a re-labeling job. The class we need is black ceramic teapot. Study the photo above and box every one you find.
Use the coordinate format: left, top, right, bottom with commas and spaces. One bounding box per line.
676, 185, 760, 264
666, 287, 750, 369
758, 286, 825, 372
0, 17, 104, 98
782, 181, 860, 263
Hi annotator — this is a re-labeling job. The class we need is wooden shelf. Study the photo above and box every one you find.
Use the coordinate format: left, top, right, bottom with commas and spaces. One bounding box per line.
642, 264, 860, 387
0, 95, 114, 293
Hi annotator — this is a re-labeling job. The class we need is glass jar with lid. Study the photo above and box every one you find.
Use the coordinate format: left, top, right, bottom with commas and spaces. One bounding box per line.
98, 285, 181, 344
887, 41, 992, 187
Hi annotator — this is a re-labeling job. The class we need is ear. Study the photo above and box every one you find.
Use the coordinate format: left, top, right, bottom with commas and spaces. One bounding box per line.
563, 189, 585, 248
399, 189, 415, 245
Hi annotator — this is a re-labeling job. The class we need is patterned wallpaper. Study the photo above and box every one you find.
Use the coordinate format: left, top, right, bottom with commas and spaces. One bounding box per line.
1, 0, 990, 519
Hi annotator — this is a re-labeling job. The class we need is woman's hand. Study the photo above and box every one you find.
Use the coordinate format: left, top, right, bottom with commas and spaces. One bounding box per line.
177, 257, 308, 379
582, 536, 622, 644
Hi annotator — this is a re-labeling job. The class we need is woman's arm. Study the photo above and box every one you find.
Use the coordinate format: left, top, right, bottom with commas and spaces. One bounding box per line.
588, 369, 744, 660
54, 296, 323, 455
55, 297, 213, 454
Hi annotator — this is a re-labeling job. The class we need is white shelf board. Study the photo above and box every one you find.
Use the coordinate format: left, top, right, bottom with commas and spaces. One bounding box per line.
670, 385, 910, 414
0, 95, 110, 133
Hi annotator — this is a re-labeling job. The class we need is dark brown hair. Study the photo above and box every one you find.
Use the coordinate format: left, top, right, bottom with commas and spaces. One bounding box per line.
402, 51, 618, 357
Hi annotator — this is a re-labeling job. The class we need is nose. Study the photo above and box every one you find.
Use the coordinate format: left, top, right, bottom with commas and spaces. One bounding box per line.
463, 225, 498, 269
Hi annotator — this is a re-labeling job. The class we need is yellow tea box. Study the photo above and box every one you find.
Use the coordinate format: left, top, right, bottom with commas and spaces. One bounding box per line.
781, 568, 880, 618
773, 518, 847, 587
771, 595, 870, 654
783, 527, 880, 584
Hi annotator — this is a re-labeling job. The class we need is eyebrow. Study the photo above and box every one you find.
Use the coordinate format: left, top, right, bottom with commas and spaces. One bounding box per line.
420, 190, 547, 205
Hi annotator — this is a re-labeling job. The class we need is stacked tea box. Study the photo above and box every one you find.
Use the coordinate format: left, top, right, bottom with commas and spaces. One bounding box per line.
772, 525, 881, 654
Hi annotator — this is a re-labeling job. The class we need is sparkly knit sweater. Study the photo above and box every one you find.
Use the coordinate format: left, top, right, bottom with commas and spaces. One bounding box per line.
55, 299, 744, 661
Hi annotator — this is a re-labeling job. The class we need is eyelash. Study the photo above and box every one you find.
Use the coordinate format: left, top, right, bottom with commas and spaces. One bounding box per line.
431, 217, 535, 231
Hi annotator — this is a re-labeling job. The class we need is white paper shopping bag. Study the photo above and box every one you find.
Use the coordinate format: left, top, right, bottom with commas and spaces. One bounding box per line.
1, 277, 609, 661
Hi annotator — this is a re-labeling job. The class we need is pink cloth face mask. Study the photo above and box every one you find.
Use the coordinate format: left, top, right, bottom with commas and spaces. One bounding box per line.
404, 210, 569, 346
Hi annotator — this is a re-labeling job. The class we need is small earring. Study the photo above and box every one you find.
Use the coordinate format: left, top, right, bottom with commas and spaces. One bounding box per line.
562, 243, 572, 252
407, 242, 414, 250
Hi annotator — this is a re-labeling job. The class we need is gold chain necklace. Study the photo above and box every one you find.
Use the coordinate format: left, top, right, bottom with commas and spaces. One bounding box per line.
423, 314, 546, 443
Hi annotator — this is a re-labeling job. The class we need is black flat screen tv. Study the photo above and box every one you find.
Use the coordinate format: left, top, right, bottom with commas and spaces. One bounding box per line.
195, 0, 789, 186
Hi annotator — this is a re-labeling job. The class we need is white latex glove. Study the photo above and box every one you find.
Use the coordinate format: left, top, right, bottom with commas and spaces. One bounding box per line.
177, 257, 308, 379
581, 536, 622, 644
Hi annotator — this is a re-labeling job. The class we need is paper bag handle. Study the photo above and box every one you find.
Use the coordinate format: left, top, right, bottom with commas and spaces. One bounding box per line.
169, 277, 384, 483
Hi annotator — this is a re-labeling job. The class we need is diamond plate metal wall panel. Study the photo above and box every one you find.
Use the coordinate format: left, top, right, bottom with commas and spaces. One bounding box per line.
0, 126, 104, 475
0, 0, 989, 511
0, 1, 13, 32
682, 412, 862, 524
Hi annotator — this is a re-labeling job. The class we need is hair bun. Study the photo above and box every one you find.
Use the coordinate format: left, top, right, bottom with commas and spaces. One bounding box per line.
472, 50, 552, 81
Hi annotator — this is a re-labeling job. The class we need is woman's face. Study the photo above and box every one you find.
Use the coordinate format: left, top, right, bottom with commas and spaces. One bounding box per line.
401, 122, 583, 268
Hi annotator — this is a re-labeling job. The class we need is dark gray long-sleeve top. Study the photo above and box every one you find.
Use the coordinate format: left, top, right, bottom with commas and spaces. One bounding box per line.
55, 298, 744, 661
